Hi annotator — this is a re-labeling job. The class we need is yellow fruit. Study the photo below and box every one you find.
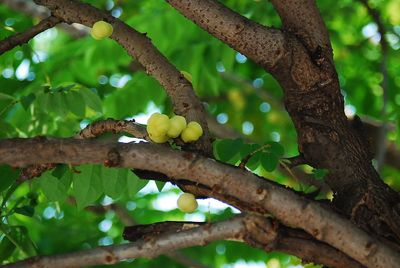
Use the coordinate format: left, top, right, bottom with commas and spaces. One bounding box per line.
177, 193, 198, 213
181, 71, 193, 83
91, 21, 113, 40
266, 258, 280, 268
167, 115, 187, 138
148, 132, 170, 143
228, 89, 245, 110
147, 113, 170, 135
181, 121, 203, 143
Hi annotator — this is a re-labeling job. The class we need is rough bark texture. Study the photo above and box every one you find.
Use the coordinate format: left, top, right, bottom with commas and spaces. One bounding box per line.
166, 0, 400, 245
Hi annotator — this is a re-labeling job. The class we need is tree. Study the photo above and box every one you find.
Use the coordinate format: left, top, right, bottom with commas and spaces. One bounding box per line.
0, 0, 399, 267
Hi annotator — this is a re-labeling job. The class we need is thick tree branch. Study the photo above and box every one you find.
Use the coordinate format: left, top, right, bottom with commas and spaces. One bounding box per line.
165, 0, 287, 73
0, 138, 398, 267
32, 0, 212, 155
0, 16, 60, 55
269, 0, 333, 61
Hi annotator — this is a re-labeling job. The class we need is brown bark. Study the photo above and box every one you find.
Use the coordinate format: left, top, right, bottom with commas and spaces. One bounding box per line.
166, 0, 400, 244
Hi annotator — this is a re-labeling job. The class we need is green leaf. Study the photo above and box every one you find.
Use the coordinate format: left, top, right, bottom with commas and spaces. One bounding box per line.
0, 236, 16, 262
246, 151, 262, 171
79, 88, 103, 113
13, 226, 37, 256
0, 165, 19, 192
265, 142, 285, 157
48, 92, 68, 116
36, 93, 50, 111
0, 93, 15, 101
239, 143, 261, 158
20, 93, 36, 110
261, 152, 279, 172
65, 91, 86, 117
1, 226, 37, 257
126, 170, 148, 197
312, 168, 329, 180
72, 165, 103, 210
51, 164, 68, 179
39, 171, 69, 202
14, 206, 34, 217
155, 180, 166, 192
101, 167, 125, 199
213, 139, 244, 162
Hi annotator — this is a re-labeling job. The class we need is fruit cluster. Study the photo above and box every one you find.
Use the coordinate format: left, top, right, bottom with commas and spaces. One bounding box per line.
146, 113, 203, 143
177, 193, 198, 213
91, 21, 113, 40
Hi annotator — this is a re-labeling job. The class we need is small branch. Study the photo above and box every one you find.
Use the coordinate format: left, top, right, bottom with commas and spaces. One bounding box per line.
0, 0, 89, 38
76, 119, 148, 141
0, 16, 60, 55
0, 138, 398, 267
85, 202, 211, 268
6, 216, 249, 268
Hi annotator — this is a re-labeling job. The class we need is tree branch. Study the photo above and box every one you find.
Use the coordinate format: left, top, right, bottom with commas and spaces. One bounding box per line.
76, 119, 148, 141
32, 0, 212, 155
5, 216, 248, 268
269, 0, 333, 60
0, 16, 60, 55
0, 138, 398, 267
0, 0, 89, 38
165, 0, 287, 73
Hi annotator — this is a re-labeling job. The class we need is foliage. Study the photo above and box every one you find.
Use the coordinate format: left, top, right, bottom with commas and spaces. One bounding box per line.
0, 0, 399, 267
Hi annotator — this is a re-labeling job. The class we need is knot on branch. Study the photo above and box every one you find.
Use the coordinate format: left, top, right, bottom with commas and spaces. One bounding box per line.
104, 148, 121, 167
243, 215, 279, 251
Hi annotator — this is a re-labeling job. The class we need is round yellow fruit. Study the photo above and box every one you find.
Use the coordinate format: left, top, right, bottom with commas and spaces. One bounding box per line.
266, 258, 280, 268
181, 121, 203, 143
167, 115, 187, 138
148, 132, 170, 143
91, 21, 113, 40
147, 113, 170, 136
177, 193, 198, 213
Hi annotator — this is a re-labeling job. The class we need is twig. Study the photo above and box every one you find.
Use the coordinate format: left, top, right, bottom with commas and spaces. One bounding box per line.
76, 119, 148, 141
0, 16, 60, 55
0, 0, 89, 38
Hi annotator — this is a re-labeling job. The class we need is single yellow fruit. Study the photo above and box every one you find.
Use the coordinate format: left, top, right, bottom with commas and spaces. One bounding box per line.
91, 21, 113, 40
147, 113, 170, 136
167, 115, 187, 138
266, 258, 280, 268
177, 193, 198, 213
181, 71, 193, 83
228, 89, 245, 110
148, 132, 170, 143
181, 121, 203, 143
